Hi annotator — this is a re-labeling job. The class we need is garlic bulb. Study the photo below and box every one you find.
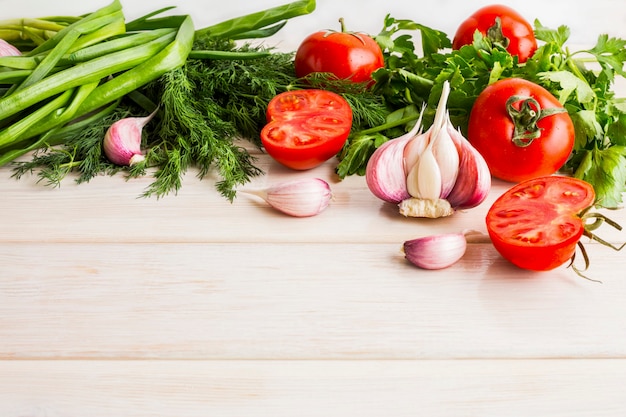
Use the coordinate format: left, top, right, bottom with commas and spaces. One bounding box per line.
403, 232, 467, 270
103, 109, 157, 166
240, 177, 332, 217
0, 39, 21, 57
365, 81, 491, 218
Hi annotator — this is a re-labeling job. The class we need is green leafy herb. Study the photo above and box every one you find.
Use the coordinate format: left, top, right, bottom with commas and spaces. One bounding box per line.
337, 15, 626, 208
136, 42, 302, 200
531, 22, 626, 207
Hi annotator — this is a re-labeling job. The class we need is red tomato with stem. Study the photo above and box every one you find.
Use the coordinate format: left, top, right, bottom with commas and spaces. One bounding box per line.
294, 18, 384, 84
467, 78, 575, 183
452, 4, 537, 62
486, 176, 595, 271
260, 89, 353, 170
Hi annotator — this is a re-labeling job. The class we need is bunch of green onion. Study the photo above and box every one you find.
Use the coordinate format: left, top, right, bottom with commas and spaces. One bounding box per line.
0, 0, 315, 167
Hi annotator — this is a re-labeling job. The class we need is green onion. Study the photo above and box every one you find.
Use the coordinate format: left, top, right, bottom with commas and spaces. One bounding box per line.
195, 0, 315, 40
0, 1, 193, 156
1, 0, 317, 200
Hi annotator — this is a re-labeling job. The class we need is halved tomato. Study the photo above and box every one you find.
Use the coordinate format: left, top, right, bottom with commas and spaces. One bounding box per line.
486, 176, 595, 271
261, 89, 353, 170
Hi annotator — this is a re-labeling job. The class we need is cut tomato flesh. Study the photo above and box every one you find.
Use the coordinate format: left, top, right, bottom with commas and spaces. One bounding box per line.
485, 176, 595, 271
260, 89, 353, 170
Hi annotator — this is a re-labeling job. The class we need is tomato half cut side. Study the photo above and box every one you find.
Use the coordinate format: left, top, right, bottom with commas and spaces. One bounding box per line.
486, 176, 595, 271
261, 89, 353, 170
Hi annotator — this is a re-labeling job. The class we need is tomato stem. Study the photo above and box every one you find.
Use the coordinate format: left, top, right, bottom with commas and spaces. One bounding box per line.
486, 17, 510, 50
569, 208, 626, 282
326, 17, 367, 45
338, 17, 346, 33
506, 95, 567, 147
569, 242, 599, 282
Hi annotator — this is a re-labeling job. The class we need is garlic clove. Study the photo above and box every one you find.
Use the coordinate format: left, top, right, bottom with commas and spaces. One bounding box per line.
402, 106, 428, 176
406, 143, 442, 200
427, 82, 459, 199
242, 177, 332, 217
402, 129, 428, 177
402, 232, 467, 270
446, 126, 491, 210
103, 109, 157, 166
365, 132, 413, 204
0, 39, 21, 57
366, 107, 426, 204
432, 113, 460, 199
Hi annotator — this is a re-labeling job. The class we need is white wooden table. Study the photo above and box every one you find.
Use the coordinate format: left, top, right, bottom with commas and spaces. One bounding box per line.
1, 0, 626, 415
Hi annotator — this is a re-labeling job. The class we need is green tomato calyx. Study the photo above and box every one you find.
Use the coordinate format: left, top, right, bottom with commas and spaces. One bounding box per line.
486, 17, 510, 50
506, 95, 567, 147
322, 18, 368, 46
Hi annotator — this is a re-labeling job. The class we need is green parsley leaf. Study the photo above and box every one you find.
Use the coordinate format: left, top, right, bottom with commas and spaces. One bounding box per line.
539, 71, 595, 104
533, 20, 570, 47
573, 146, 626, 208
585, 34, 626, 79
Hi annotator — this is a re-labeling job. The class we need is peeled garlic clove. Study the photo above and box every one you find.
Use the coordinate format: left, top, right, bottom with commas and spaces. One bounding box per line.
402, 232, 467, 270
432, 114, 460, 199
103, 109, 157, 166
0, 39, 21, 56
446, 127, 491, 210
406, 143, 442, 200
428, 83, 459, 198
243, 178, 332, 217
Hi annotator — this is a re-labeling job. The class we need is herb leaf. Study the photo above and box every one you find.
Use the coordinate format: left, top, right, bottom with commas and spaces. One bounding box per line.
573, 146, 626, 208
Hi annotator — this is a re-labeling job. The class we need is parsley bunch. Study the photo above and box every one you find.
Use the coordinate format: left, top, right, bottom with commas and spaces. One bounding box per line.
338, 15, 626, 208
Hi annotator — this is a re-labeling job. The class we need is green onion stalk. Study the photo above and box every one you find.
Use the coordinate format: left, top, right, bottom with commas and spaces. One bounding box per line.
0, 0, 316, 199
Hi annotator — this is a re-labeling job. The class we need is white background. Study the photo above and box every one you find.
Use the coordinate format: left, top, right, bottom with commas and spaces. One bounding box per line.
2, 0, 625, 51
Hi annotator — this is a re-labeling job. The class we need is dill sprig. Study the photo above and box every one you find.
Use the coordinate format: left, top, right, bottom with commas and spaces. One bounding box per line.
136, 42, 300, 200
140, 64, 262, 200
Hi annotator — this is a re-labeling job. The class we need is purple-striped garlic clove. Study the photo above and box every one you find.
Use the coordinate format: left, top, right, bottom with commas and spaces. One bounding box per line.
402, 232, 467, 270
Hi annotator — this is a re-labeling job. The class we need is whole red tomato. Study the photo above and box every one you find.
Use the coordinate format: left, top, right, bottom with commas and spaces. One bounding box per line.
260, 89, 353, 170
467, 78, 575, 183
452, 4, 537, 62
294, 19, 384, 84
486, 176, 595, 271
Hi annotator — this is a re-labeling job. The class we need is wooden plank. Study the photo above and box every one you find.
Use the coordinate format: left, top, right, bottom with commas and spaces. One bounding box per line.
1, 359, 625, 417
2, 162, 624, 246
1, 241, 624, 360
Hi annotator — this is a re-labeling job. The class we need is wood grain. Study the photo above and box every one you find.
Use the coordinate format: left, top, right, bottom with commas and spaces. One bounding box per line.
1, 1, 626, 415
1, 360, 625, 417
1, 240, 624, 360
